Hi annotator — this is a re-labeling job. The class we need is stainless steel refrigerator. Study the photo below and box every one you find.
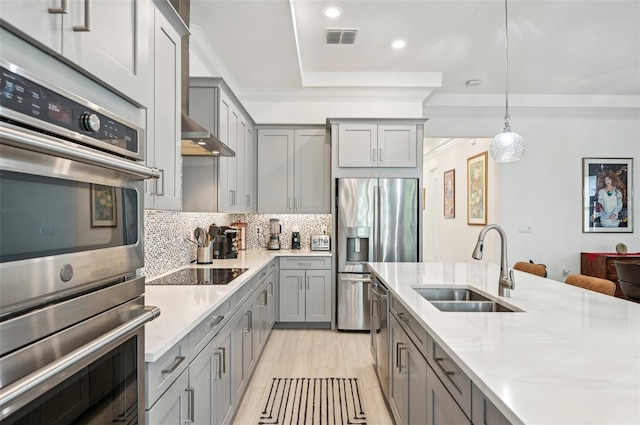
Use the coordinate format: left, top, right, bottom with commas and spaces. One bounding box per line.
336, 178, 419, 330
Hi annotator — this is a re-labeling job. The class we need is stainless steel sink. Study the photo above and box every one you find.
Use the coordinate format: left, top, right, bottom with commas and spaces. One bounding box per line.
413, 287, 519, 312
429, 301, 516, 313
413, 288, 491, 302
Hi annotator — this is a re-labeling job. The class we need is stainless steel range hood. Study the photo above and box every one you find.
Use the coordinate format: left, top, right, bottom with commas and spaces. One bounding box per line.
173, 0, 234, 157
181, 113, 234, 156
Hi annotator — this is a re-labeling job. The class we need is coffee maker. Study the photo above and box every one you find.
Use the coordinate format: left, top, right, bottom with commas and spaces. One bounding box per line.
267, 218, 281, 250
291, 231, 301, 249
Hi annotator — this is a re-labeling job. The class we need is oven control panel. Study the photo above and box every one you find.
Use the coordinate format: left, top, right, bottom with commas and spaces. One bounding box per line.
0, 63, 141, 160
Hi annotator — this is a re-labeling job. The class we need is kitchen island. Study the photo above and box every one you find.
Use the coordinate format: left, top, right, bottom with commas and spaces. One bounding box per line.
368, 261, 640, 425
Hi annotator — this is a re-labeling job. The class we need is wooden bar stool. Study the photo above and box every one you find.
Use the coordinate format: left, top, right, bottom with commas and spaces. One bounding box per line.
513, 261, 547, 277
564, 274, 616, 296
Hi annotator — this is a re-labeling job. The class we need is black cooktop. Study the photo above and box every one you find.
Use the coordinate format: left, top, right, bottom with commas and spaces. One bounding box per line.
147, 268, 248, 286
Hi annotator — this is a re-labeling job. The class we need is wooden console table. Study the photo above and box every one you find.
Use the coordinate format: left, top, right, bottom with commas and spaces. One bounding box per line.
581, 252, 640, 299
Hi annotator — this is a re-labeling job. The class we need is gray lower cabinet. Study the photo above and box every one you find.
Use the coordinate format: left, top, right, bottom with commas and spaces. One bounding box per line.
147, 370, 189, 424
427, 365, 470, 425
472, 383, 511, 425
190, 326, 233, 425
278, 269, 331, 322
146, 261, 276, 425
389, 314, 428, 425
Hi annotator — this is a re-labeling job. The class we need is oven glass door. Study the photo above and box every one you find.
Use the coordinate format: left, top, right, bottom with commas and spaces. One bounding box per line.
4, 335, 140, 425
0, 170, 138, 263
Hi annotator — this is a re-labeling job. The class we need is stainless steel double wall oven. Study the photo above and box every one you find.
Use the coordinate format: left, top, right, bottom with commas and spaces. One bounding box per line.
0, 59, 159, 423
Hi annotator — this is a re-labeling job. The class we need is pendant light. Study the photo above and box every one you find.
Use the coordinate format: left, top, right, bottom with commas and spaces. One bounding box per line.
490, 0, 525, 162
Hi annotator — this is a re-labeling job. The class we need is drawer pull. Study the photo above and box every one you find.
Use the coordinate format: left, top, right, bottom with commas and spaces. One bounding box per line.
48, 0, 67, 13
161, 355, 185, 374
210, 316, 224, 327
186, 387, 195, 422
397, 312, 409, 323
434, 357, 455, 376
298, 262, 313, 266
398, 344, 407, 374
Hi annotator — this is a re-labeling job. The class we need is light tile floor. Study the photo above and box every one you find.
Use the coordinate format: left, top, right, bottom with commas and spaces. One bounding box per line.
232, 329, 394, 425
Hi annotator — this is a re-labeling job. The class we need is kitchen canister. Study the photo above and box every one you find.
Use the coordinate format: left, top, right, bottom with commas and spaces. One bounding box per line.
196, 242, 213, 264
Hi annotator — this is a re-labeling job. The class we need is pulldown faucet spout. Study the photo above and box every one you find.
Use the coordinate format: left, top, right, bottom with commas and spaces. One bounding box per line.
472, 224, 515, 297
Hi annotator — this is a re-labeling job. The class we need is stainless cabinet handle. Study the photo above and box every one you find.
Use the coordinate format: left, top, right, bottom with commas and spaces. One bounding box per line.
434, 357, 455, 376
161, 355, 185, 374
269, 281, 273, 296
248, 310, 253, 330
372, 299, 379, 319
370, 287, 388, 298
263, 289, 268, 306
48, 0, 67, 13
153, 169, 164, 196
219, 347, 226, 374
214, 352, 222, 380
73, 0, 91, 31
397, 312, 409, 323
243, 312, 250, 333
307, 276, 310, 290
186, 387, 195, 422
247, 194, 251, 207
209, 315, 224, 327
288, 196, 292, 209
296, 196, 300, 209
379, 147, 383, 162
371, 148, 376, 162
397, 343, 407, 374
298, 262, 313, 266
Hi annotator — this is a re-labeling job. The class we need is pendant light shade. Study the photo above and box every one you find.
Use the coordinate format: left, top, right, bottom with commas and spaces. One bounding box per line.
490, 0, 524, 162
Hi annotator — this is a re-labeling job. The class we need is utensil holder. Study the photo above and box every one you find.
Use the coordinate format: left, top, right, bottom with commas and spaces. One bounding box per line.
196, 243, 213, 264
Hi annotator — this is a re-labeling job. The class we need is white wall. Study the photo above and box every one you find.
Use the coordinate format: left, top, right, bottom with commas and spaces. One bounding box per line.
423, 95, 640, 281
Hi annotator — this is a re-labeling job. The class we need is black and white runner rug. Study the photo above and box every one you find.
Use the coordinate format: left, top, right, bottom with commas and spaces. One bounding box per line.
258, 377, 367, 425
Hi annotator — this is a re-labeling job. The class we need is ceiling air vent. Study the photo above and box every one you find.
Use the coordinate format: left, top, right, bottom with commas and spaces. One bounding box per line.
326, 29, 359, 45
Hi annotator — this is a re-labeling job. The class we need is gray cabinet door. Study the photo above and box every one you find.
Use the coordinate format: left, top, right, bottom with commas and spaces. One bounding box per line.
472, 384, 512, 425
146, 370, 189, 424
214, 328, 234, 425
427, 364, 470, 425
232, 306, 254, 404
257, 129, 294, 213
146, 6, 181, 210
305, 269, 332, 322
389, 315, 408, 425
243, 125, 254, 210
1, 1, 62, 53
377, 124, 417, 167
407, 341, 428, 425
266, 273, 276, 330
338, 123, 378, 167
294, 128, 330, 213
278, 270, 305, 321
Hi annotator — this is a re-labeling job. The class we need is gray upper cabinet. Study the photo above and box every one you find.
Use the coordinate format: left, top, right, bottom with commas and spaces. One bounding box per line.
0, 0, 150, 106
145, 4, 184, 211
184, 79, 255, 213
257, 127, 330, 214
336, 122, 418, 168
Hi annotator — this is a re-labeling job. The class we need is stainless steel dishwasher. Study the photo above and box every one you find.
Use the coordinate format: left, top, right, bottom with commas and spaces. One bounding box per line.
370, 277, 390, 400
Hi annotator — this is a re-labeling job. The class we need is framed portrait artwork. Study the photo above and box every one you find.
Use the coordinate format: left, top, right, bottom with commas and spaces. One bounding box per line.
444, 169, 455, 218
467, 152, 488, 225
582, 158, 633, 233
91, 184, 117, 227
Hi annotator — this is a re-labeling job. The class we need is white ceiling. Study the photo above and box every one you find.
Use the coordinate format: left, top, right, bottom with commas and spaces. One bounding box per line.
190, 0, 640, 100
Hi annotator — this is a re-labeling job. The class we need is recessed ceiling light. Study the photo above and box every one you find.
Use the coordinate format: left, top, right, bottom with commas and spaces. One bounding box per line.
323, 6, 342, 18
391, 39, 406, 49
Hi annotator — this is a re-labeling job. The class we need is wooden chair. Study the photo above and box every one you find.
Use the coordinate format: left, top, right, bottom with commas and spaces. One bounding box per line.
564, 274, 616, 296
513, 261, 547, 277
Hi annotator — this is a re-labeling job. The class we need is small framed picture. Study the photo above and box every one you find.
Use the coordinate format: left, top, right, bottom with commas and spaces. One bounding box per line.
91, 184, 117, 227
467, 152, 488, 226
582, 158, 633, 233
444, 169, 455, 218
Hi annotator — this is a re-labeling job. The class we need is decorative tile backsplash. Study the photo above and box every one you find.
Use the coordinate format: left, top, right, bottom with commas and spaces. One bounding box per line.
143, 210, 331, 280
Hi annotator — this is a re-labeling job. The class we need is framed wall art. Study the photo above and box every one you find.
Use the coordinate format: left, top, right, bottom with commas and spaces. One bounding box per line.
91, 184, 117, 227
583, 157, 633, 233
467, 152, 487, 225
444, 169, 455, 218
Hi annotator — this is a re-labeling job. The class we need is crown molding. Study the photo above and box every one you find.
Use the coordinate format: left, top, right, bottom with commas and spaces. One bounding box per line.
423, 105, 640, 119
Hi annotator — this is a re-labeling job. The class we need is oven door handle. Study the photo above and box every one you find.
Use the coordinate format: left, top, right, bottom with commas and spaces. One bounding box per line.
0, 124, 160, 180
0, 306, 161, 418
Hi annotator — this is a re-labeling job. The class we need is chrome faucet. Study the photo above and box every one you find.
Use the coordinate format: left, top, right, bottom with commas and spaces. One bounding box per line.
472, 224, 515, 297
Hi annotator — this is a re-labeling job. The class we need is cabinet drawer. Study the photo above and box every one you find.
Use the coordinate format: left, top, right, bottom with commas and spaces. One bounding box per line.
427, 337, 471, 418
280, 257, 331, 270
390, 296, 428, 356
231, 278, 255, 309
189, 300, 231, 358
146, 335, 190, 408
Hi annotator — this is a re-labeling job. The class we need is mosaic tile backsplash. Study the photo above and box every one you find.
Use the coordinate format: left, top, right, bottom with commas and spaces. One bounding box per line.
143, 210, 331, 280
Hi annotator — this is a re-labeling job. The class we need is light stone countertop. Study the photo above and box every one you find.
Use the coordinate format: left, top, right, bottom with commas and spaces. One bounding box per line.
367, 261, 640, 425
143, 249, 330, 362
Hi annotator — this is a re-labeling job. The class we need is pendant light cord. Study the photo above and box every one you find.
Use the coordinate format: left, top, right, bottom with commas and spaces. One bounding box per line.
503, 0, 511, 130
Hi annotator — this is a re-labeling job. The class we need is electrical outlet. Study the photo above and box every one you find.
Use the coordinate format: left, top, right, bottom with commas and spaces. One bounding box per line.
561, 267, 570, 277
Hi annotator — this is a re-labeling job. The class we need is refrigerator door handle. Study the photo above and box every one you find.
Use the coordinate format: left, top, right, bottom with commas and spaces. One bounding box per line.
374, 185, 382, 261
